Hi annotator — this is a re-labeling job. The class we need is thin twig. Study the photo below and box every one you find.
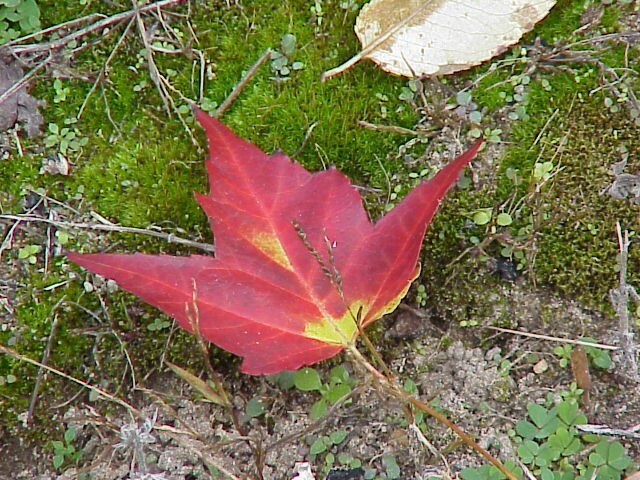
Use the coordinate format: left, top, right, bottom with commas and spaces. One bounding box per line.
0, 344, 139, 418
6, 0, 185, 56
486, 326, 618, 351
26, 297, 65, 426
0, 213, 214, 253
609, 222, 639, 380
291, 121, 319, 158
357, 120, 421, 136
0, 196, 45, 261
576, 423, 640, 440
77, 17, 136, 120
346, 344, 518, 480
215, 48, 272, 119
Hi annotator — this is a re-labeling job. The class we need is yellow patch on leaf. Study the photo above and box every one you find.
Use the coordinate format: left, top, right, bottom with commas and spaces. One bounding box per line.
252, 232, 293, 270
303, 301, 365, 346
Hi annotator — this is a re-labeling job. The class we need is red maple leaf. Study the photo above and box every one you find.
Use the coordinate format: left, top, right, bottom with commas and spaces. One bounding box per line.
68, 110, 481, 374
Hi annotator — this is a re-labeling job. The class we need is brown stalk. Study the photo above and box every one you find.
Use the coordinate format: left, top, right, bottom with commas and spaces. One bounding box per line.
346, 344, 518, 480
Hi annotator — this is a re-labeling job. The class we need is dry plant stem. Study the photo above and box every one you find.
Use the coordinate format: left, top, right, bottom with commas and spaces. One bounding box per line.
133, 2, 171, 116
266, 384, 365, 451
487, 326, 618, 351
575, 423, 640, 440
0, 213, 214, 253
132, 1, 199, 146
77, 17, 136, 120
26, 297, 64, 426
6, 0, 185, 56
0, 344, 139, 419
356, 320, 395, 379
215, 48, 272, 119
346, 344, 518, 480
357, 120, 421, 136
185, 282, 231, 408
0, 197, 45, 260
291, 121, 319, 158
610, 222, 640, 380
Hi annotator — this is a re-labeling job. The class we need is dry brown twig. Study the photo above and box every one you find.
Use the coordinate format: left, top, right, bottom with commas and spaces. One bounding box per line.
131, 0, 201, 146
0, 343, 140, 418
575, 422, 640, 440
0, 0, 186, 106
0, 0, 210, 148
26, 296, 64, 425
0, 212, 214, 254
610, 222, 640, 381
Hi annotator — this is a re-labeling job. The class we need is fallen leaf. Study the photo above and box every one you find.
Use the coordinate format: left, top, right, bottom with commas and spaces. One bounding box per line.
0, 53, 45, 138
165, 361, 227, 406
532, 358, 548, 374
40, 154, 71, 176
292, 462, 316, 480
605, 157, 640, 204
327, 0, 556, 78
68, 109, 481, 374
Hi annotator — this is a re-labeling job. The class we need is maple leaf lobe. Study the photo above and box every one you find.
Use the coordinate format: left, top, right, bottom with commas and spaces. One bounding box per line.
68, 110, 481, 374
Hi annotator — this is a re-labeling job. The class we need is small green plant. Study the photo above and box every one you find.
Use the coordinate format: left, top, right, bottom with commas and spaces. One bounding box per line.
52, 79, 70, 104
44, 118, 89, 156
52, 426, 82, 470
464, 157, 562, 276
55, 230, 71, 246
241, 396, 266, 423
375, 92, 389, 118
310, 0, 324, 30
359, 454, 402, 480
293, 364, 357, 419
553, 340, 612, 370
308, 429, 364, 473
199, 97, 219, 116
146, 317, 172, 332
581, 440, 633, 479
380, 454, 401, 479
559, 382, 584, 404
0, 0, 40, 44
470, 127, 502, 143
309, 429, 348, 456
0, 373, 17, 386
270, 33, 304, 77
461, 396, 635, 480
554, 344, 573, 368
455, 91, 484, 123
460, 317, 479, 328
17, 244, 40, 264
398, 78, 419, 102
460, 461, 523, 480
339, 0, 359, 11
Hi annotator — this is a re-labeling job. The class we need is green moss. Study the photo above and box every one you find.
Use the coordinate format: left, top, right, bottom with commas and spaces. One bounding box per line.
2, 0, 639, 449
2, 0, 418, 430
533, 101, 639, 304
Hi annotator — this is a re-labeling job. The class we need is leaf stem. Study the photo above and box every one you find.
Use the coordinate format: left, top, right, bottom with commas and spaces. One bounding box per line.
346, 344, 518, 480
